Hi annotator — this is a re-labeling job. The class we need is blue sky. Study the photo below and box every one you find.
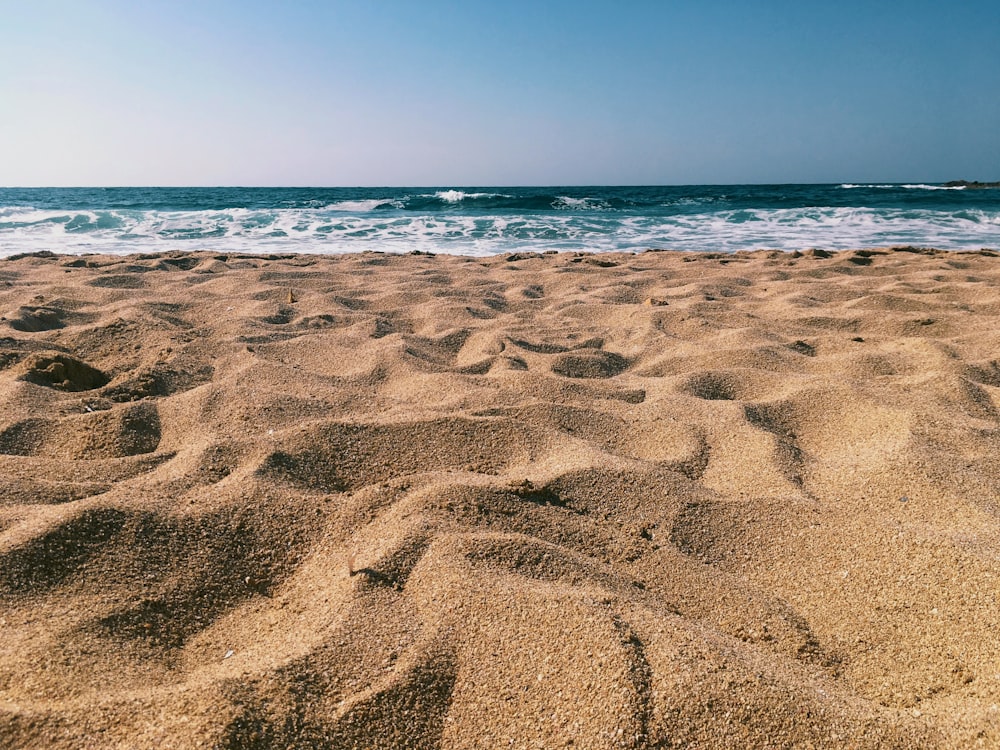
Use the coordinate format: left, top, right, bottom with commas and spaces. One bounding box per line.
2, 0, 998, 186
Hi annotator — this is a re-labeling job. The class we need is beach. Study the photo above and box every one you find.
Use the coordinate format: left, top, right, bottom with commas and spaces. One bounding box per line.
1, 246, 999, 748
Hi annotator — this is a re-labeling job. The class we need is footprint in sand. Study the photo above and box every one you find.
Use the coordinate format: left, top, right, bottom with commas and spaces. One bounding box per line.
18, 353, 109, 391
551, 350, 629, 379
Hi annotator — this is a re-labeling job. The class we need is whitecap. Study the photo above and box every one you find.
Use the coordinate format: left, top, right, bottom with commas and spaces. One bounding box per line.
326, 198, 402, 212
900, 184, 966, 190
431, 190, 508, 203
552, 196, 609, 210
1, 203, 999, 258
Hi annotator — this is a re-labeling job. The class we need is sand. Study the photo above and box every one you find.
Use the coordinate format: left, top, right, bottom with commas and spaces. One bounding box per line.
0, 246, 999, 749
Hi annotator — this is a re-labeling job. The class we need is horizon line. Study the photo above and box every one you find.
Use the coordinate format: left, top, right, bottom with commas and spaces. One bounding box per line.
0, 180, 979, 190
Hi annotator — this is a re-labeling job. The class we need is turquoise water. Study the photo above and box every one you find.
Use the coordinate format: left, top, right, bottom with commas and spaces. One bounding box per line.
1, 184, 998, 257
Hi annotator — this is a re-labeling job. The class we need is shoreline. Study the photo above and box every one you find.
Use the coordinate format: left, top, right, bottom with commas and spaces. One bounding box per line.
4, 243, 998, 263
3, 184, 999, 258
1, 246, 999, 748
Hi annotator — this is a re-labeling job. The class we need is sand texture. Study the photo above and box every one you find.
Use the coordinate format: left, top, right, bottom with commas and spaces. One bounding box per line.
1, 247, 1000, 749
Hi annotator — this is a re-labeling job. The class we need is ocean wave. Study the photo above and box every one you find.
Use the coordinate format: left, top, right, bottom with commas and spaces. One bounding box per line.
1, 204, 998, 257
840, 183, 966, 191
552, 196, 611, 210
0, 208, 79, 225
431, 190, 509, 203
901, 184, 966, 190
325, 198, 403, 212
389, 191, 640, 212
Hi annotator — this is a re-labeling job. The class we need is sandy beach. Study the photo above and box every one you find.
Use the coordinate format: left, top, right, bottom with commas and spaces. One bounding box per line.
1, 246, 999, 748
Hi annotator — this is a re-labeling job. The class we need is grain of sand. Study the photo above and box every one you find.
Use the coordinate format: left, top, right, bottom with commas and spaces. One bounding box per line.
1, 247, 999, 748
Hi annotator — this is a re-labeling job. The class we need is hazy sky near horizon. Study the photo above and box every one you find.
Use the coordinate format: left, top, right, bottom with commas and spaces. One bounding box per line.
2, 0, 998, 186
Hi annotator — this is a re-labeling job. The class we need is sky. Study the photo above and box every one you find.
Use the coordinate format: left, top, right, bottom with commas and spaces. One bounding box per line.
1, 0, 998, 186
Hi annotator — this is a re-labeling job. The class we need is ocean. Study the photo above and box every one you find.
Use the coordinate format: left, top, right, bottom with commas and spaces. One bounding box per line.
0, 184, 998, 258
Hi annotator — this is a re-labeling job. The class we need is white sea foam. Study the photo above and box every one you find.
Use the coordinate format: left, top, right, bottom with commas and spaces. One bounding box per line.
431, 190, 506, 203
901, 184, 966, 190
0, 208, 81, 225
326, 199, 401, 212
840, 183, 966, 190
552, 196, 609, 210
1, 205, 998, 258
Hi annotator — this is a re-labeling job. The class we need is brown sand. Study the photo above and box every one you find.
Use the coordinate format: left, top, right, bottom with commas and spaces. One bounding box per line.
0, 247, 999, 749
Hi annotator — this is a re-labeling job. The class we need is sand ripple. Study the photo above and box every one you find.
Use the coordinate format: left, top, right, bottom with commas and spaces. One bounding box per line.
2, 248, 1000, 748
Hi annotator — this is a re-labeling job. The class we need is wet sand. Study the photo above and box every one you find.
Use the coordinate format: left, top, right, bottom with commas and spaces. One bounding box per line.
1, 247, 999, 748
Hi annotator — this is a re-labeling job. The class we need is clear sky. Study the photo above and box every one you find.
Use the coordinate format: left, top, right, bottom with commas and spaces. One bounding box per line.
2, 0, 998, 186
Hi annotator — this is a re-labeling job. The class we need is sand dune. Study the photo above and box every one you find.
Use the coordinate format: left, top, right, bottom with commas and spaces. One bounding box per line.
1, 247, 999, 748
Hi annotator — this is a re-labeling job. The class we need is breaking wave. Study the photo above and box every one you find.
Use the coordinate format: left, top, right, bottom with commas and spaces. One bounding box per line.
1, 185, 997, 257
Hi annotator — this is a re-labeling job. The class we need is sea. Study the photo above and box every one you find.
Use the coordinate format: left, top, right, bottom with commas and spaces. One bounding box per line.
1, 184, 998, 258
